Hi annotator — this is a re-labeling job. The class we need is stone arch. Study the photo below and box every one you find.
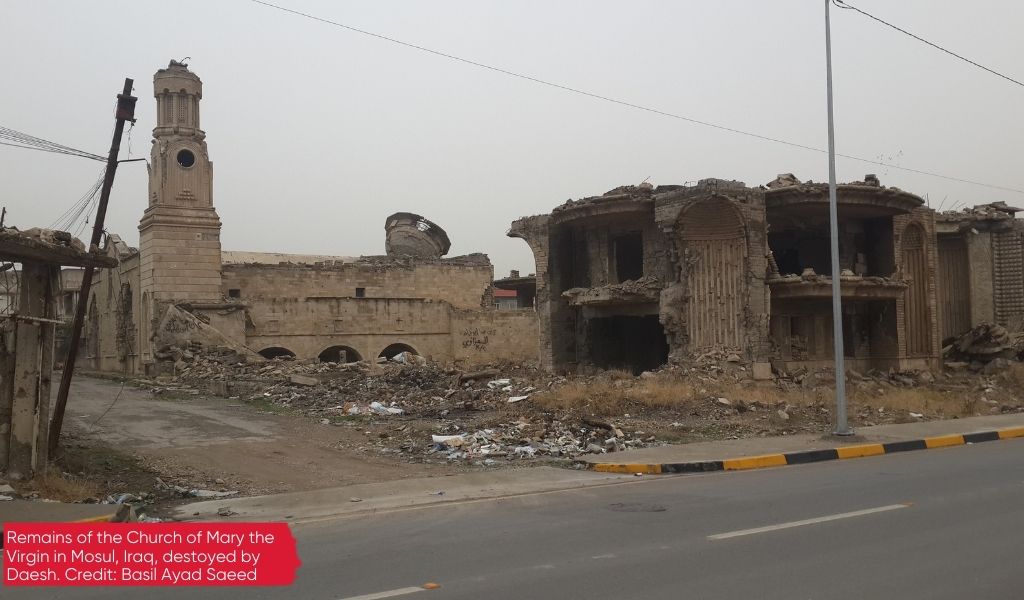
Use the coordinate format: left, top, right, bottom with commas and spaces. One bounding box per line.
678, 198, 747, 350
902, 223, 931, 356
378, 343, 418, 360
258, 347, 296, 360
318, 345, 362, 363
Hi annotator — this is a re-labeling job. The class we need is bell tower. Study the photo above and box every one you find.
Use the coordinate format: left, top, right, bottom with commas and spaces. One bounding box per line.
138, 60, 223, 304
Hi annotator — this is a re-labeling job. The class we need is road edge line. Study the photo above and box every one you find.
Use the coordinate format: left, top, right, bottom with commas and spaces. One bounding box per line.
586, 425, 1023, 475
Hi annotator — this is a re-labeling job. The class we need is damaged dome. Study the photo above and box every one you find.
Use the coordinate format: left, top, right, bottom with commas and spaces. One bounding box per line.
384, 212, 451, 258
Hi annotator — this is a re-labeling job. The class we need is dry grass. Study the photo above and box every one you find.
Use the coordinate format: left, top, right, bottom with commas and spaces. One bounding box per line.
998, 363, 1024, 393
850, 386, 977, 418
21, 468, 100, 503
533, 376, 693, 415
532, 370, 992, 423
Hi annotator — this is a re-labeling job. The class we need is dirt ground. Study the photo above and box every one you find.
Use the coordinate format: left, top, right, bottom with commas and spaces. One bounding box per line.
26, 356, 1024, 517
40, 375, 469, 513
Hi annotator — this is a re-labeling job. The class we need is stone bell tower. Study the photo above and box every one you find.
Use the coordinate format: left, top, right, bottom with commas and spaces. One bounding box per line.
138, 60, 223, 304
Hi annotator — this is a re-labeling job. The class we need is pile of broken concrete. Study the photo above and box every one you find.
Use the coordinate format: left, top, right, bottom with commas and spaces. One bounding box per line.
944, 323, 1024, 373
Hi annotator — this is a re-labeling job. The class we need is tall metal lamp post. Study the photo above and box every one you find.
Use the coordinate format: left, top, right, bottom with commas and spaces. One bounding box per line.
825, 0, 853, 435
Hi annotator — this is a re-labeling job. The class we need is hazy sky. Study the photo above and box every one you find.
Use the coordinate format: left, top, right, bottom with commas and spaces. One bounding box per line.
2, 0, 1021, 278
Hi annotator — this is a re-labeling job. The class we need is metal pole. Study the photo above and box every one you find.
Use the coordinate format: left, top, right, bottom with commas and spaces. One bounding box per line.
49, 78, 136, 456
825, 0, 852, 435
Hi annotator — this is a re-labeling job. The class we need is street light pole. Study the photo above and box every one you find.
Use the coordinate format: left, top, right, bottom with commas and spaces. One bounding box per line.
825, 0, 853, 435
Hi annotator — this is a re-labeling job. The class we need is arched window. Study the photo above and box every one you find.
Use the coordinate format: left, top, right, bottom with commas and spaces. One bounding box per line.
378, 343, 418, 360
258, 347, 296, 360
318, 345, 362, 363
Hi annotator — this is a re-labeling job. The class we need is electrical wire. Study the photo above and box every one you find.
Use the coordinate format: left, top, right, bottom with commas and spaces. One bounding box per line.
833, 0, 1024, 89
0, 126, 106, 161
50, 170, 105, 230
250, 0, 1024, 195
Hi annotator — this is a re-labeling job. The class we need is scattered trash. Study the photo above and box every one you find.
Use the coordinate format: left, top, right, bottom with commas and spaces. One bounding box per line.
0, 494, 12, 501
507, 395, 530, 403
370, 401, 405, 416
432, 434, 467, 447
349, 497, 362, 503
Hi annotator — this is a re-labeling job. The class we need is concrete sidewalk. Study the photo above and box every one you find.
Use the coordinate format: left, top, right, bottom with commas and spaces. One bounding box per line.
582, 412, 1024, 472
174, 466, 636, 523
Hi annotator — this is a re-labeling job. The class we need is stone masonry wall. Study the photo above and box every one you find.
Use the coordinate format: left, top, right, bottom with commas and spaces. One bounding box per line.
222, 257, 493, 312
451, 309, 539, 365
86, 249, 142, 374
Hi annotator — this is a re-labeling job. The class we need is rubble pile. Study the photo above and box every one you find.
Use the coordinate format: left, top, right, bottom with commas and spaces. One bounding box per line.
145, 346, 683, 463
143, 342, 1024, 470
944, 323, 1024, 370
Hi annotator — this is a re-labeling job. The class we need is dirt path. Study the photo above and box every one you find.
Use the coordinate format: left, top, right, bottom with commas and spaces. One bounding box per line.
58, 376, 459, 497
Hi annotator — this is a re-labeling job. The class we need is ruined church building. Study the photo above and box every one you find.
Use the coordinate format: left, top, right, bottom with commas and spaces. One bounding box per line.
86, 61, 1021, 378
510, 176, 1024, 376
85, 61, 537, 374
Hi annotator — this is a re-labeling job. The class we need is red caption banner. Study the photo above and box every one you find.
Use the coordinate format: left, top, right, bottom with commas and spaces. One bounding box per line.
3, 522, 301, 586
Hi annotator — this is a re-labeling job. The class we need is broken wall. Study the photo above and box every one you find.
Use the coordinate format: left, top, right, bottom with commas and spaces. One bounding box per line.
893, 208, 941, 370
85, 241, 142, 374
222, 255, 494, 311
654, 180, 770, 363
244, 296, 453, 361
450, 309, 539, 365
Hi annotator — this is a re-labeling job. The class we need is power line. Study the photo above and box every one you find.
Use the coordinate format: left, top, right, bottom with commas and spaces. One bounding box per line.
50, 169, 105, 232
0, 126, 107, 162
250, 0, 1024, 195
833, 0, 1024, 89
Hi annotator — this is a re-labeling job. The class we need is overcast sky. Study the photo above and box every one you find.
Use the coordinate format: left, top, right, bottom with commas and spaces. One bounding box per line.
2, 0, 1021, 278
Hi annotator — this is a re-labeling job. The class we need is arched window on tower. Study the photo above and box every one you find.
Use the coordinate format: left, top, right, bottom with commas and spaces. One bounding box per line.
163, 93, 173, 124
178, 92, 187, 122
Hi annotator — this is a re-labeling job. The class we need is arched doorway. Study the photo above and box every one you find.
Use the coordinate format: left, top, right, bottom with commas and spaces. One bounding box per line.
378, 343, 418, 360
680, 199, 746, 350
259, 347, 296, 359
319, 345, 362, 363
902, 224, 931, 356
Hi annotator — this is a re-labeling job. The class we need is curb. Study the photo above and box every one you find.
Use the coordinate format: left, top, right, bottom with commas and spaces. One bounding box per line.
589, 426, 1024, 475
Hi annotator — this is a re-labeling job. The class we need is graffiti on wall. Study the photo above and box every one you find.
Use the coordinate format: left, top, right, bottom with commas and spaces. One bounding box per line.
460, 327, 496, 350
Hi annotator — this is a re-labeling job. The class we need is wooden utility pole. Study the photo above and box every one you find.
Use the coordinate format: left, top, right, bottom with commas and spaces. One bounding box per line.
48, 78, 136, 456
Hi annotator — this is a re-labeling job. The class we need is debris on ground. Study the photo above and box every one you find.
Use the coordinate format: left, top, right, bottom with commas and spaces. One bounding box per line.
945, 323, 1024, 366
118, 341, 1024, 480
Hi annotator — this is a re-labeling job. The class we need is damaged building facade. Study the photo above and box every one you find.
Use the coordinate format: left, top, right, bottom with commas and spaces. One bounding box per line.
83, 61, 537, 375
511, 174, 1015, 376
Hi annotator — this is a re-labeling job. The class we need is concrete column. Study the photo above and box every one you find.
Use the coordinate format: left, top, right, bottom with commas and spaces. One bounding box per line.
7, 262, 56, 479
0, 321, 15, 471
967, 232, 995, 325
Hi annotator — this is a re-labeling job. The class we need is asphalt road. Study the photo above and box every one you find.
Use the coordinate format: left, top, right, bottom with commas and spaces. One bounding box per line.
5, 439, 1024, 599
